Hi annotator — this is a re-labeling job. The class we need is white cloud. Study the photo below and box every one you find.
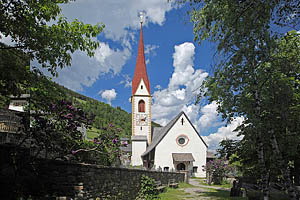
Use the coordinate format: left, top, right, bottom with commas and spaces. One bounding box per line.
151, 42, 242, 151
202, 117, 244, 151
119, 74, 131, 88
100, 89, 117, 105
145, 44, 159, 64
50, 42, 130, 91
154, 85, 162, 90
152, 42, 208, 126
198, 101, 220, 128
60, 0, 177, 43
49, 0, 178, 91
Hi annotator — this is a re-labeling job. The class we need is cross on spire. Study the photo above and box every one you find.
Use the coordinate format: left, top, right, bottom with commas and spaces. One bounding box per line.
132, 11, 150, 95
139, 11, 144, 24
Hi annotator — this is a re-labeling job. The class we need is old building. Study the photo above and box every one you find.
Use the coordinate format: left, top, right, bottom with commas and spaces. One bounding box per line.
130, 15, 207, 177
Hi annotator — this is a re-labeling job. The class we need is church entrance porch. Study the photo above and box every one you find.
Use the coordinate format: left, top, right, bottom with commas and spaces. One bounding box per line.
177, 163, 186, 171
172, 153, 196, 178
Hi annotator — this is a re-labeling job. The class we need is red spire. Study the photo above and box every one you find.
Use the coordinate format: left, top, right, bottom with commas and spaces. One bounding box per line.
132, 23, 150, 95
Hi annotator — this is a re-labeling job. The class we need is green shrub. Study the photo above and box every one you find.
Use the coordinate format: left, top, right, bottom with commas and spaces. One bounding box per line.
136, 175, 160, 200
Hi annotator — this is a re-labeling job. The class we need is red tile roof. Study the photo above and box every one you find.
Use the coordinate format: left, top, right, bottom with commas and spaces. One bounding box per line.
132, 23, 150, 95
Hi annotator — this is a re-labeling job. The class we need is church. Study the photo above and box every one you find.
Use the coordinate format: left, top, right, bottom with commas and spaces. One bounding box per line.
130, 15, 207, 177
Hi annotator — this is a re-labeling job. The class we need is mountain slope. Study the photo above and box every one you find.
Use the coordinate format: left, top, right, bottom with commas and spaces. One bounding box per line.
57, 84, 161, 139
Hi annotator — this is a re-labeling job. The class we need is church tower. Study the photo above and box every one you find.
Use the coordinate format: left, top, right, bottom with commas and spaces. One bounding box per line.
131, 13, 152, 166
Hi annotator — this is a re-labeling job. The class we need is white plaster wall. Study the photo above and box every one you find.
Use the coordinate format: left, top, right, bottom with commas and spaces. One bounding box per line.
132, 79, 151, 143
154, 114, 207, 177
131, 140, 147, 166
133, 95, 151, 137
135, 79, 150, 96
8, 100, 28, 112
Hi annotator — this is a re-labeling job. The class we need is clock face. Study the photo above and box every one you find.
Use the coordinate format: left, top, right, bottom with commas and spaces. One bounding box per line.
136, 114, 148, 126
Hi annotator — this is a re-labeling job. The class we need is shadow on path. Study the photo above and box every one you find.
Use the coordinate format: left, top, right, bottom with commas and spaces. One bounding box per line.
181, 179, 246, 200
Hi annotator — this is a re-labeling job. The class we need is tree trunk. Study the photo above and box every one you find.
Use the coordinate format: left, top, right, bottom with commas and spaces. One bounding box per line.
270, 131, 297, 200
294, 157, 300, 186
256, 133, 270, 200
254, 88, 270, 200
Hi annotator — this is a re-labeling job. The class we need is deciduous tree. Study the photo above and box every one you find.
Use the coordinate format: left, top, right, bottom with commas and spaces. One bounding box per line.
184, 0, 300, 199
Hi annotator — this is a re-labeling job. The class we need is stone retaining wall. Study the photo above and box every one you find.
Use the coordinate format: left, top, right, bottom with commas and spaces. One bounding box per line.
0, 153, 184, 199
37, 160, 184, 199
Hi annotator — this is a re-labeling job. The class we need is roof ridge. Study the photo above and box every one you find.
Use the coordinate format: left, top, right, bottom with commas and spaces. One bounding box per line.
142, 111, 185, 157
142, 111, 208, 157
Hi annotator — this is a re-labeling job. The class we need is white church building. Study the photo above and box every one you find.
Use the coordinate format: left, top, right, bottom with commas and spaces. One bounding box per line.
130, 15, 207, 177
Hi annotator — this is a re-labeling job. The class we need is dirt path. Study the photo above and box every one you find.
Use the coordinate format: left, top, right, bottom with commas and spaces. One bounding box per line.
180, 179, 230, 200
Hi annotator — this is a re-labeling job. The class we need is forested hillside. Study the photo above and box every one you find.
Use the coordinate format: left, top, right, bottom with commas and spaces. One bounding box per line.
56, 84, 161, 139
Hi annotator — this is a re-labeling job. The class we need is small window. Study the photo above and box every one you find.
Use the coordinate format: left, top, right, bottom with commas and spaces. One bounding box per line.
193, 166, 198, 173
164, 167, 169, 172
140, 126, 142, 130
141, 85, 143, 89
176, 135, 189, 146
138, 100, 145, 112
178, 138, 185, 144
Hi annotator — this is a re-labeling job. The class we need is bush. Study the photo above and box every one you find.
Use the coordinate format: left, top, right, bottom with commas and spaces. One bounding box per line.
136, 175, 160, 200
202, 158, 233, 185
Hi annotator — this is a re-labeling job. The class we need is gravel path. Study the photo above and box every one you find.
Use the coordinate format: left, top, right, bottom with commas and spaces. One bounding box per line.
180, 179, 230, 200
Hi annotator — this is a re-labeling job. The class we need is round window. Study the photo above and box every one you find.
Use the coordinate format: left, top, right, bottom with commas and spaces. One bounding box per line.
176, 135, 189, 146
178, 138, 185, 144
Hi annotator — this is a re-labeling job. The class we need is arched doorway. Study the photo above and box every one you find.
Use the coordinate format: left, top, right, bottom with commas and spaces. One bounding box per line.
177, 163, 185, 171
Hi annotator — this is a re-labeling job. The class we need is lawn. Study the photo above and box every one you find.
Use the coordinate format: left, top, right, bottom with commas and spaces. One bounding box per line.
196, 178, 233, 189
86, 127, 100, 139
201, 188, 248, 200
158, 183, 193, 200
158, 181, 249, 200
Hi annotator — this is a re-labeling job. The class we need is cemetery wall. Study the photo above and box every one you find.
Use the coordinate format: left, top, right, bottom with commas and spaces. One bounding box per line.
0, 147, 184, 199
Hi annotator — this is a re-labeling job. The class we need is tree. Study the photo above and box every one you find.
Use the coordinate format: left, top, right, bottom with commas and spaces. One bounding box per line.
217, 139, 240, 160
185, 0, 300, 199
203, 158, 233, 185
0, 0, 104, 99
72, 123, 127, 166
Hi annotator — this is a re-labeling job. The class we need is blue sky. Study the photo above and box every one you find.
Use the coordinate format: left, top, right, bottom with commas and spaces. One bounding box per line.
29, 1, 245, 150
49, 0, 245, 151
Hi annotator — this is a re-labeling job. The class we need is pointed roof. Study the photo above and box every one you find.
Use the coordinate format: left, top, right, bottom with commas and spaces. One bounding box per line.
132, 23, 150, 95
141, 111, 208, 157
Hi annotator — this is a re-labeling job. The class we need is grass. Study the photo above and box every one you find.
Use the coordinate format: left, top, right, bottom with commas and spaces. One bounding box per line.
159, 188, 190, 200
158, 184, 191, 200
178, 182, 197, 188
86, 127, 100, 139
201, 188, 248, 200
75, 97, 87, 105
196, 179, 233, 189
158, 180, 248, 200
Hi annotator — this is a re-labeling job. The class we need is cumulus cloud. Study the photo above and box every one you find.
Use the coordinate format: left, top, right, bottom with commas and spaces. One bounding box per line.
151, 42, 243, 151
100, 89, 117, 105
60, 0, 176, 43
50, 42, 130, 91
202, 117, 244, 151
48, 0, 178, 91
151, 42, 208, 126
198, 101, 220, 128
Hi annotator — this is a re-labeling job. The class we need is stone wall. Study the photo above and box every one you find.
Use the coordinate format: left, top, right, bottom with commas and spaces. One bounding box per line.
0, 153, 184, 199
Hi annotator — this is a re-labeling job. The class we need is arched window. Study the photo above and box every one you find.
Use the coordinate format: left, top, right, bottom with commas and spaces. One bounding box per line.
138, 100, 145, 112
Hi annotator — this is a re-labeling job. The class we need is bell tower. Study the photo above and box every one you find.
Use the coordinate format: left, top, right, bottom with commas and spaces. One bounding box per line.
131, 12, 152, 166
